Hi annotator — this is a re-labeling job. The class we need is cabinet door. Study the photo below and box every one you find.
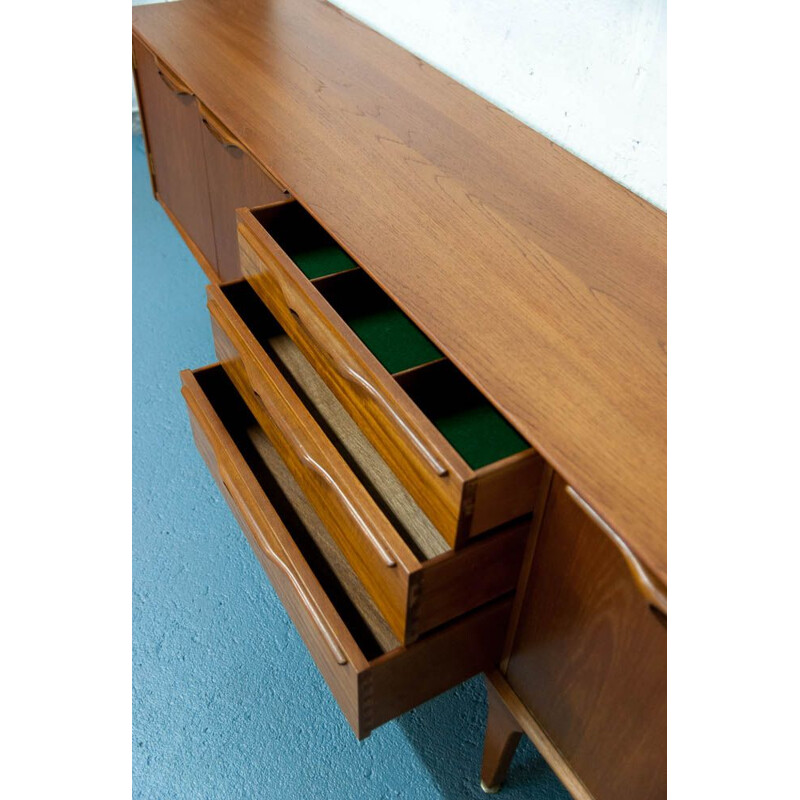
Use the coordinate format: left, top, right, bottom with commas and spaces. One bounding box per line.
133, 37, 216, 269
505, 475, 666, 800
199, 104, 288, 282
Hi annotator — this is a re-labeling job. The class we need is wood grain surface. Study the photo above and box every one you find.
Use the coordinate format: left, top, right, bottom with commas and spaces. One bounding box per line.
505, 475, 667, 800
182, 364, 515, 739
132, 35, 217, 268
207, 282, 528, 642
263, 312, 449, 561
238, 206, 542, 545
199, 103, 288, 281
134, 0, 666, 582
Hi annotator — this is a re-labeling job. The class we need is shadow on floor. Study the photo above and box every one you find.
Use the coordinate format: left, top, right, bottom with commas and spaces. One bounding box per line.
395, 677, 571, 800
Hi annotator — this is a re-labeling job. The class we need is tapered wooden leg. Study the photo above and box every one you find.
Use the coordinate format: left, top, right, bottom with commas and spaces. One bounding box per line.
481, 675, 523, 793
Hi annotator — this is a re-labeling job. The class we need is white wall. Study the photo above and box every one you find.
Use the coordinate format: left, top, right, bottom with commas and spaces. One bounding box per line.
330, 0, 666, 209
133, 0, 666, 209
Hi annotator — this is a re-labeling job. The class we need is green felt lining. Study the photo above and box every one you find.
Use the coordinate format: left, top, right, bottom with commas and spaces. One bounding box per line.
258, 204, 358, 280
341, 305, 443, 374
289, 243, 358, 280
315, 270, 443, 374
397, 362, 529, 469
257, 207, 526, 468
426, 400, 529, 470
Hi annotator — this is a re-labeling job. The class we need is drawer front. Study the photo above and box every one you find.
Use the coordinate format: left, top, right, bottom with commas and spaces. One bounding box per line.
181, 365, 512, 739
237, 207, 468, 540
505, 475, 666, 800
207, 282, 528, 644
237, 205, 542, 546
208, 292, 416, 642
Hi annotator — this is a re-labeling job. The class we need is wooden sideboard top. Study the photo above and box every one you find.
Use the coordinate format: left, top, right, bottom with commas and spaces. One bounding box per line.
133, 0, 667, 584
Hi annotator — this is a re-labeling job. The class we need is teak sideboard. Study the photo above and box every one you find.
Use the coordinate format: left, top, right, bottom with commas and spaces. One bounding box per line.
133, 1, 666, 797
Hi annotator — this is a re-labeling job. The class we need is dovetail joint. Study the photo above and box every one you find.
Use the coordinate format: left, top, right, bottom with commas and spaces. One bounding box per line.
359, 670, 375, 736
405, 572, 425, 642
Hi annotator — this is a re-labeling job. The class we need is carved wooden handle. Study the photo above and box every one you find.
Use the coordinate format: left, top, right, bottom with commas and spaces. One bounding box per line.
220, 469, 348, 665
565, 486, 667, 616
156, 60, 193, 96
198, 101, 241, 150
257, 256, 449, 479
338, 363, 449, 478
250, 386, 397, 568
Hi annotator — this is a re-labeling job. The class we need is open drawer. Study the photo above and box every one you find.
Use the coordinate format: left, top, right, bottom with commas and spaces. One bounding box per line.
181, 365, 513, 739
206, 279, 529, 644
236, 199, 544, 547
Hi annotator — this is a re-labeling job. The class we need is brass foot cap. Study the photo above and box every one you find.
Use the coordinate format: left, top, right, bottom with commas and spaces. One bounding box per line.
480, 781, 501, 794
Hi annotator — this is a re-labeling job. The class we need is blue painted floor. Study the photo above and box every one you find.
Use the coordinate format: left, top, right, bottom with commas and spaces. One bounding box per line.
132, 134, 570, 800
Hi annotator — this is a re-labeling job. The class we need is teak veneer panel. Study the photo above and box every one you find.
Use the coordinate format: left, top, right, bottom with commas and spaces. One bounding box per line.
237, 209, 542, 546
505, 475, 667, 800
132, 35, 216, 267
134, 0, 667, 583
199, 106, 288, 282
182, 364, 515, 739
207, 281, 529, 643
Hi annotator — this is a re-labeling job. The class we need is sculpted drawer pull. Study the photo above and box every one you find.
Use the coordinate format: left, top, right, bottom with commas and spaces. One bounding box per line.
220, 472, 348, 666
199, 101, 242, 151
252, 388, 397, 568
155, 60, 193, 96
338, 364, 449, 478
565, 486, 667, 617
301, 452, 398, 568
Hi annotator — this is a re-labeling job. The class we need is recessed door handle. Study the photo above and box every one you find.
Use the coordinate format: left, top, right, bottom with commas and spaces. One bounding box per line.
156, 59, 193, 96
198, 100, 242, 151
566, 485, 667, 617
